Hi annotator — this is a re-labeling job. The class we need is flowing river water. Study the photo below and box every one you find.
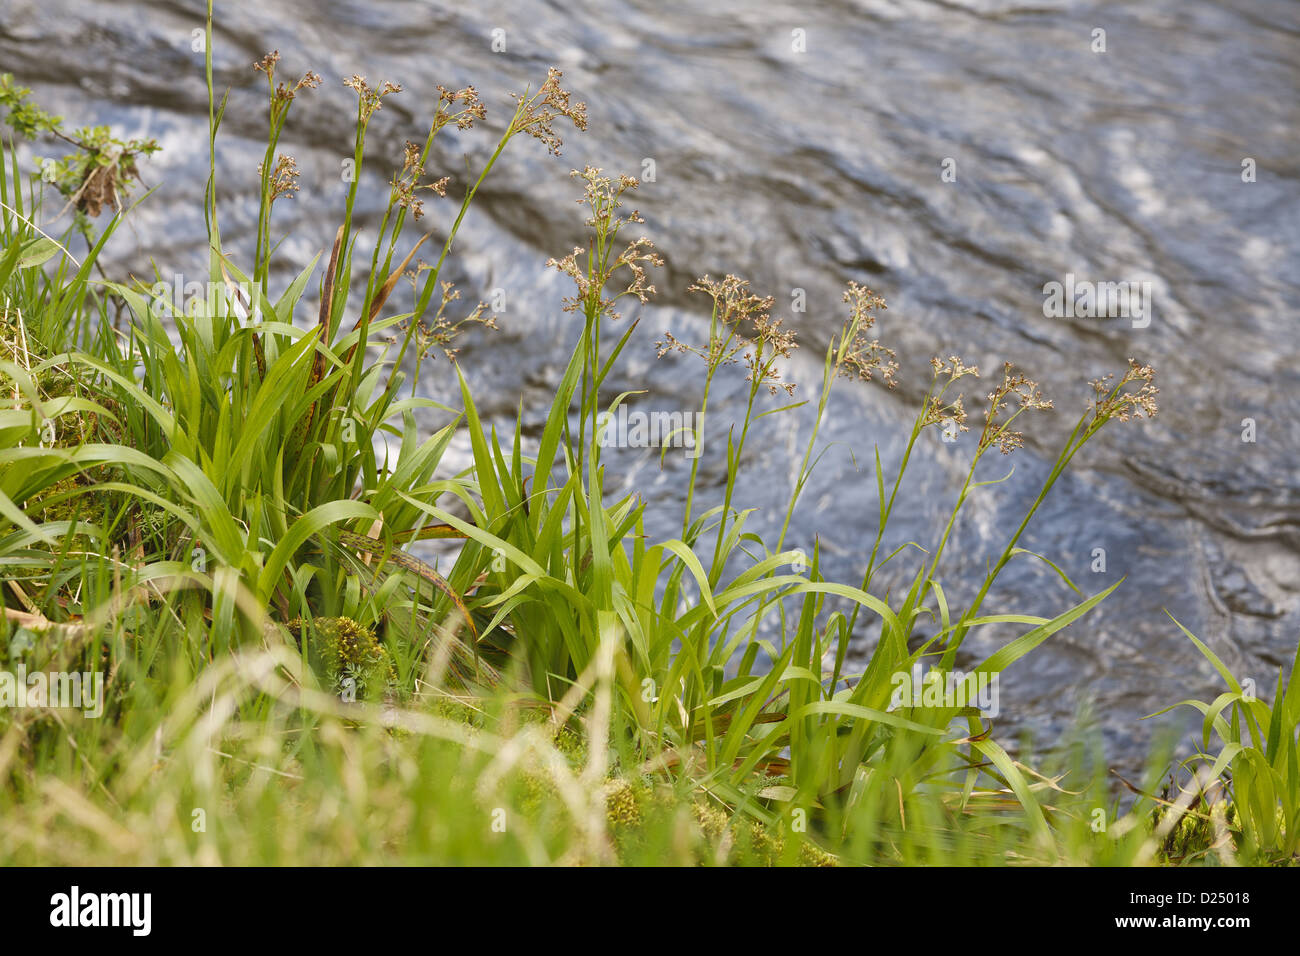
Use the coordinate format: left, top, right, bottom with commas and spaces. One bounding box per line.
3, 0, 1298, 770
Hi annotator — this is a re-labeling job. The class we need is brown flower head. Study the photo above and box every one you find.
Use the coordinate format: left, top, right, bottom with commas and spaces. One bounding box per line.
837, 282, 898, 389
436, 84, 487, 131
344, 74, 401, 122
979, 361, 1052, 454
658, 274, 797, 395
510, 68, 588, 156
397, 279, 497, 363
389, 141, 451, 221
546, 167, 662, 319
919, 355, 980, 437
1088, 358, 1158, 424
255, 51, 321, 118
260, 153, 300, 203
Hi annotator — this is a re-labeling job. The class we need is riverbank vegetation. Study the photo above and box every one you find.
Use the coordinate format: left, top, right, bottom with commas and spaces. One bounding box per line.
1, 9, 1295, 866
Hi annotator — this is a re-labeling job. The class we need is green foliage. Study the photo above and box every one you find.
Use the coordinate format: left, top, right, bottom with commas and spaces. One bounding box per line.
0, 72, 158, 227
289, 616, 396, 702
0, 73, 62, 140
1146, 614, 1300, 863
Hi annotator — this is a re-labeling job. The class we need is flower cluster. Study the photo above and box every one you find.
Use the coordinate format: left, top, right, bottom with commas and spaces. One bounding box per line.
689, 273, 773, 332
435, 84, 487, 132
658, 274, 770, 366
398, 279, 496, 362
1089, 359, 1159, 424
979, 361, 1053, 454
929, 355, 980, 380
259, 153, 299, 203
837, 282, 898, 389
746, 316, 799, 396
546, 168, 662, 320
509, 68, 588, 156
254, 51, 321, 119
921, 356, 980, 435
659, 274, 798, 396
343, 74, 402, 122
389, 140, 449, 221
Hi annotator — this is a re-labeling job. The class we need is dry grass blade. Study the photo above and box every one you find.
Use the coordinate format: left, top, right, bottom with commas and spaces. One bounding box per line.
218, 257, 265, 376
337, 529, 479, 643
291, 224, 344, 454
368, 232, 430, 324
